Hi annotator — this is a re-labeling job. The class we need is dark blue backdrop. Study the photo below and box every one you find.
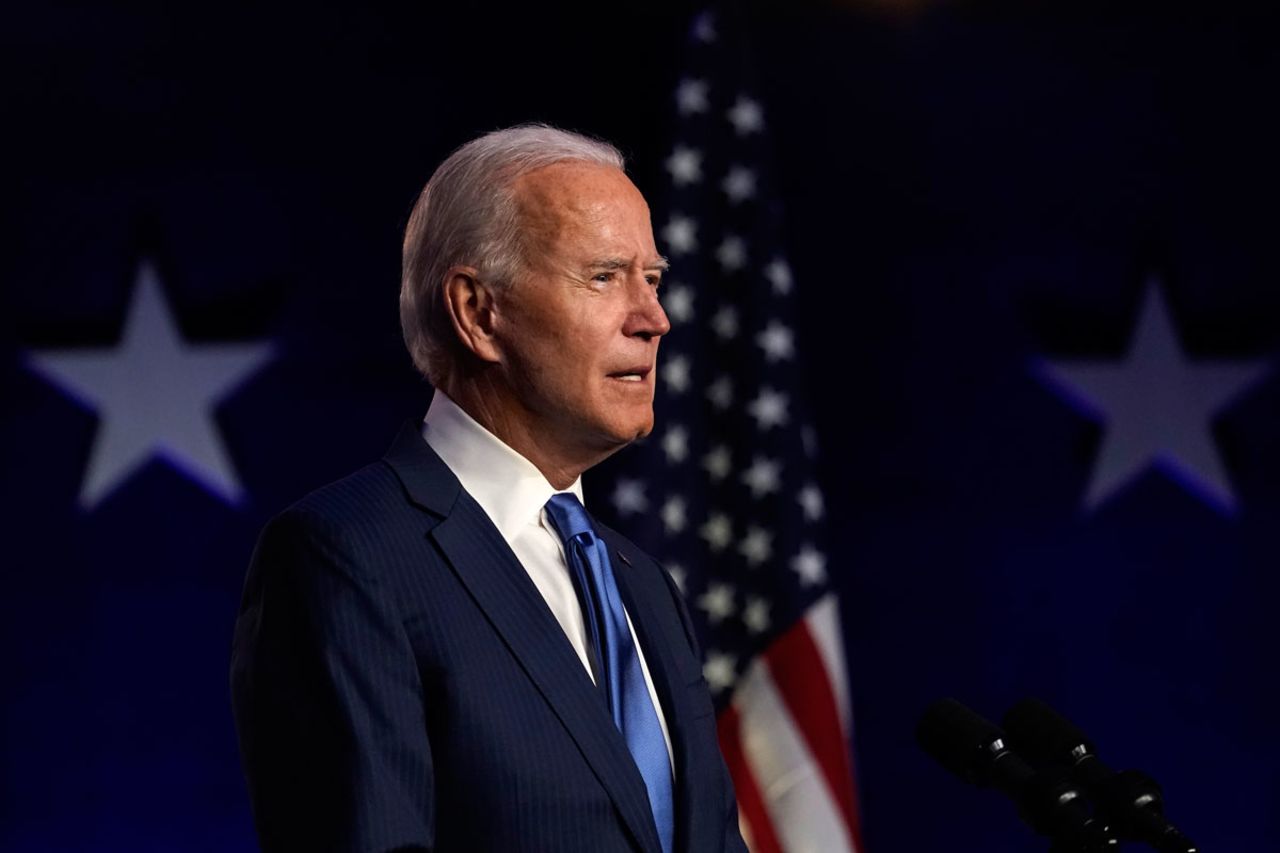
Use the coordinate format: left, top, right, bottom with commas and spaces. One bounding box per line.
3, 2, 1277, 850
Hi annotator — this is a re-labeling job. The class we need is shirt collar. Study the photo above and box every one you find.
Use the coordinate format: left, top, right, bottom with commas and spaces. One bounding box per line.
421, 390, 584, 541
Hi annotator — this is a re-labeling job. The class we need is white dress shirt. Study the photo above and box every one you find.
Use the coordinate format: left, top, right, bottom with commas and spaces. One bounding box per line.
422, 391, 675, 771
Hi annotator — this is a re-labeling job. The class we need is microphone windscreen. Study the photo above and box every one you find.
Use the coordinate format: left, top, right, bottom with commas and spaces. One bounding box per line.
916, 697, 1004, 785
1004, 698, 1095, 764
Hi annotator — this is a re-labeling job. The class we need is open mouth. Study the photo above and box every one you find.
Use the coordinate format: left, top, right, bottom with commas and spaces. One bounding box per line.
608, 367, 651, 383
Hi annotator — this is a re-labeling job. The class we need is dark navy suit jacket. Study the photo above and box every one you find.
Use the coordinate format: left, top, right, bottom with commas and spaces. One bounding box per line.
230, 422, 749, 852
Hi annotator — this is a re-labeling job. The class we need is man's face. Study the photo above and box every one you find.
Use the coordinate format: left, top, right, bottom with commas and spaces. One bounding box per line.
489, 161, 670, 464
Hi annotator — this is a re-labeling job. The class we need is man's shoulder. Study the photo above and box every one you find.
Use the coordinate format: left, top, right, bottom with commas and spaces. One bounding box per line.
273, 421, 456, 537
265, 456, 431, 558
287, 459, 404, 521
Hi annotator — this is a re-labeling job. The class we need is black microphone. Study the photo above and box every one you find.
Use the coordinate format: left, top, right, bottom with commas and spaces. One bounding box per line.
1003, 698, 1198, 853
917, 698, 1117, 852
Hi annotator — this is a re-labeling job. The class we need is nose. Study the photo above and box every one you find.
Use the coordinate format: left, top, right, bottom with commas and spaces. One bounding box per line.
624, 274, 671, 342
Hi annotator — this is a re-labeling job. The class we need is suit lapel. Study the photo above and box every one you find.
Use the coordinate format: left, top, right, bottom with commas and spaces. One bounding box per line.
383, 423, 663, 853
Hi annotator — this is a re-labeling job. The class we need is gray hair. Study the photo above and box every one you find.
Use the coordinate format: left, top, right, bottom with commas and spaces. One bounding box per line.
399, 123, 625, 386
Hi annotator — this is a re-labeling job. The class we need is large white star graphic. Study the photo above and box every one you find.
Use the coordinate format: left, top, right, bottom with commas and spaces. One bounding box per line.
26, 260, 273, 509
1040, 279, 1269, 513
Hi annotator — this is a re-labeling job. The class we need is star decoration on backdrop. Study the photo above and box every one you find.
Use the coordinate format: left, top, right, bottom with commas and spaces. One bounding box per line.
26, 260, 273, 509
1039, 278, 1269, 513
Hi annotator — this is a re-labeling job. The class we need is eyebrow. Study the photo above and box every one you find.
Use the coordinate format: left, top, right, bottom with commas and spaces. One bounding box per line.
588, 256, 671, 272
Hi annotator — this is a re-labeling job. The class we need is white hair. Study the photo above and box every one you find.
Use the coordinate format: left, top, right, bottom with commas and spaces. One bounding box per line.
399, 123, 625, 386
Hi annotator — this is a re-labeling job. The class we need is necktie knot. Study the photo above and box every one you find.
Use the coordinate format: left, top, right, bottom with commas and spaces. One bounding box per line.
545, 492, 594, 542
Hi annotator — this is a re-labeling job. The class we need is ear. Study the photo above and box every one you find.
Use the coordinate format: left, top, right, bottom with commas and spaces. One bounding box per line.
442, 266, 503, 364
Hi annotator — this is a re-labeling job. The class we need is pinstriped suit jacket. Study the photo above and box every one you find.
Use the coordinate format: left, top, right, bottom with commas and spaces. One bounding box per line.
230, 422, 749, 853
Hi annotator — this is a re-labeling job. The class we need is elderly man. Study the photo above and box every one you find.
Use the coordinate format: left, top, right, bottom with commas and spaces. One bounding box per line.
230, 125, 749, 853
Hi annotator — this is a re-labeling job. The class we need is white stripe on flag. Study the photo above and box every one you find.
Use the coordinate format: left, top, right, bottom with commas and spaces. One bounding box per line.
805, 594, 853, 737
734, 652, 856, 853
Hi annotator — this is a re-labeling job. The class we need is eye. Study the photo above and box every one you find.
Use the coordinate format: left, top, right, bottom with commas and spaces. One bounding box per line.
646, 274, 662, 288
593, 272, 614, 283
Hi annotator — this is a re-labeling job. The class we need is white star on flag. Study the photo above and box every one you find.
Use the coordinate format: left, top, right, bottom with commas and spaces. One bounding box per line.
661, 495, 688, 533
662, 424, 690, 463
662, 284, 695, 324
791, 545, 828, 586
675, 78, 710, 115
661, 215, 698, 255
706, 376, 733, 410
727, 95, 765, 135
715, 235, 747, 272
611, 478, 649, 515
739, 526, 773, 566
697, 582, 736, 623
798, 483, 825, 521
742, 597, 771, 634
756, 321, 795, 362
665, 145, 703, 186
662, 355, 692, 393
700, 512, 733, 552
703, 445, 732, 481
748, 387, 790, 430
692, 10, 717, 43
26, 260, 273, 509
703, 652, 737, 692
721, 166, 757, 203
711, 306, 739, 340
764, 258, 793, 295
741, 456, 782, 498
1040, 279, 1269, 513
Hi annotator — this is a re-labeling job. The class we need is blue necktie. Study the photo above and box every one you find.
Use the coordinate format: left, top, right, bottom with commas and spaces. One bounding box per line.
545, 492, 674, 853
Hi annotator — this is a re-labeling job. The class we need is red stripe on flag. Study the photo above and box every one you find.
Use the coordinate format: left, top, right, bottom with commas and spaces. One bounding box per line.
717, 704, 783, 853
763, 619, 863, 846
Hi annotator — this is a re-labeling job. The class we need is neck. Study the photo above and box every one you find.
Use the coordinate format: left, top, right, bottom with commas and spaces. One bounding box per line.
444, 375, 610, 491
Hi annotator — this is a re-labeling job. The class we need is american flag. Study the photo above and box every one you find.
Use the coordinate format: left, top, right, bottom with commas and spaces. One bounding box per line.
590, 8, 865, 852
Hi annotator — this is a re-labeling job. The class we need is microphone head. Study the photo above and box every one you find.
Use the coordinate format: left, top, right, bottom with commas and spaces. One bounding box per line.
917, 697, 1007, 786
1004, 697, 1096, 765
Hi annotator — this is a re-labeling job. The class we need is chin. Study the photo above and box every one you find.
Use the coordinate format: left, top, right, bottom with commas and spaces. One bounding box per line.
593, 414, 654, 451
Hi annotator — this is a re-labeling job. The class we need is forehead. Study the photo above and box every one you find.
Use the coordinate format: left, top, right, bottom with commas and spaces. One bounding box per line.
514, 162, 650, 234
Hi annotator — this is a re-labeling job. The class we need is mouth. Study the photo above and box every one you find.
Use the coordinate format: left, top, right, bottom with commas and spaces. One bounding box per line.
607, 366, 652, 383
